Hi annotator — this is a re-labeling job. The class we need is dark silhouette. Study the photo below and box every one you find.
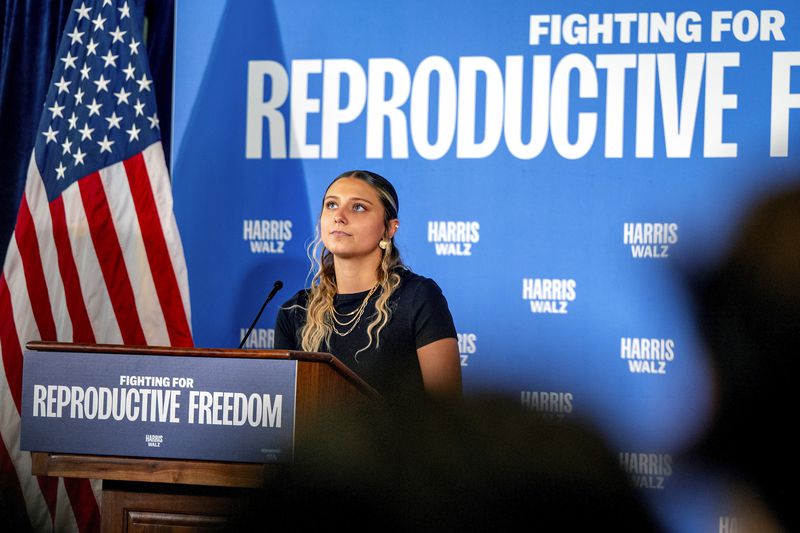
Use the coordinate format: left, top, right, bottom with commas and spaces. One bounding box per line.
231, 396, 660, 531
692, 184, 800, 531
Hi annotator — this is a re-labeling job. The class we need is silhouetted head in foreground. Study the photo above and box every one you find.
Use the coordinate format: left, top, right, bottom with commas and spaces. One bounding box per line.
692, 184, 800, 531
233, 396, 660, 531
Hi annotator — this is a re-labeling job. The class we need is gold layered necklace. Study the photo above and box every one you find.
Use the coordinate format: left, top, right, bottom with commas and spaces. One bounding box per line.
331, 284, 378, 337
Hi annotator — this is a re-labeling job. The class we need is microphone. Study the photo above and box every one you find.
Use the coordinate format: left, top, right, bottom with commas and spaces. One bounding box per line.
238, 280, 284, 349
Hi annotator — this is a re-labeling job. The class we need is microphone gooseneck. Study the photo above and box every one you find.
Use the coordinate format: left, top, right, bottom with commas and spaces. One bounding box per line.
238, 280, 284, 349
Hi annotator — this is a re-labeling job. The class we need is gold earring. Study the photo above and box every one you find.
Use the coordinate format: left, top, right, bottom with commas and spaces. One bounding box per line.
379, 239, 388, 250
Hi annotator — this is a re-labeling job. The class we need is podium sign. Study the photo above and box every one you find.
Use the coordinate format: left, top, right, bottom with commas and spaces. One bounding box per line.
21, 350, 296, 463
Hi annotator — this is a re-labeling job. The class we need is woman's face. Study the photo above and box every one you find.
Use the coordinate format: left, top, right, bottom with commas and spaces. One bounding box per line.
320, 177, 397, 260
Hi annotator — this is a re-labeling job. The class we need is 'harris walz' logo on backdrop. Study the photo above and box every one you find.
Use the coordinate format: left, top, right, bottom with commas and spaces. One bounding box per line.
522, 278, 576, 314
458, 332, 477, 367
520, 391, 573, 420
719, 516, 746, 533
240, 328, 275, 349
243, 219, 292, 254
620, 337, 675, 375
623, 223, 678, 258
145, 434, 163, 448
428, 221, 479, 256
619, 452, 672, 490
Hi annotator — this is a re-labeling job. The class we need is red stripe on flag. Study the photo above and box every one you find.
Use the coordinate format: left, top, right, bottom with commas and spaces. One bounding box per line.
49, 197, 105, 533
0, 438, 33, 532
0, 277, 59, 524
49, 197, 96, 344
123, 154, 193, 347
78, 173, 147, 345
0, 275, 23, 411
14, 196, 57, 341
63, 478, 100, 533
37, 476, 58, 528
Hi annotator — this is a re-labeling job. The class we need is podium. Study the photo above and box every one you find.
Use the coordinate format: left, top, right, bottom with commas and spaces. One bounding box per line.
25, 341, 379, 532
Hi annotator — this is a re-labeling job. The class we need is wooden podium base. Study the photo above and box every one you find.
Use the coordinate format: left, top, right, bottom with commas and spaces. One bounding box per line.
32, 452, 274, 532
101, 480, 258, 533
101, 481, 251, 532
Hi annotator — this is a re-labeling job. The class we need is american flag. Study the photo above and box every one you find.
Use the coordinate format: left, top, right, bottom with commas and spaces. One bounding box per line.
0, 0, 193, 530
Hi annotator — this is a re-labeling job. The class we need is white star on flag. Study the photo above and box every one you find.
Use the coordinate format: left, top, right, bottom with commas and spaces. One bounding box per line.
86, 98, 102, 116
137, 73, 152, 92
114, 87, 131, 104
55, 161, 66, 179
129, 37, 140, 55
105, 111, 123, 129
67, 27, 84, 44
42, 126, 58, 143
48, 101, 65, 118
126, 124, 141, 141
54, 76, 71, 93
102, 50, 119, 68
73, 147, 87, 165
61, 51, 78, 69
148, 113, 159, 129
92, 13, 107, 31
86, 37, 99, 55
94, 74, 111, 92
97, 134, 115, 153
74, 2, 91, 20
79, 122, 94, 140
110, 25, 126, 43
68, 112, 79, 129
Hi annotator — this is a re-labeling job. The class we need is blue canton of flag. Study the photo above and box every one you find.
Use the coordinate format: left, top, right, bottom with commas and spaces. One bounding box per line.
36, 0, 160, 203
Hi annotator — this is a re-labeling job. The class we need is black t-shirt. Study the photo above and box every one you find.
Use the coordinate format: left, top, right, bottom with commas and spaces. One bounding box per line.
274, 269, 456, 401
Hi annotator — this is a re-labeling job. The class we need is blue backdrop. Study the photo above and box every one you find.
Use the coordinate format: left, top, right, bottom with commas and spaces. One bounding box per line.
171, 1, 800, 529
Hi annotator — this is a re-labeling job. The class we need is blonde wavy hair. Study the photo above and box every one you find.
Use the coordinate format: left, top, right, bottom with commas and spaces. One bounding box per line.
300, 171, 404, 356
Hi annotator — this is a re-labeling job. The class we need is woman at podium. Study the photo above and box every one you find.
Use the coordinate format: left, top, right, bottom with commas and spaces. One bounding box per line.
275, 170, 461, 402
